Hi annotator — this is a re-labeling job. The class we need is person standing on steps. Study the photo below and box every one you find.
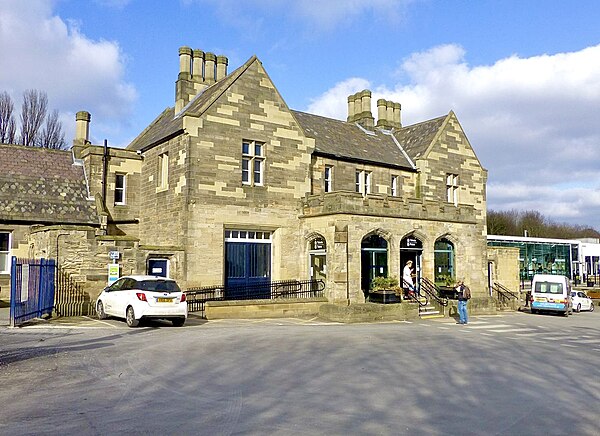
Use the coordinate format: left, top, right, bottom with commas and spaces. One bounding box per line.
403, 260, 415, 299
456, 279, 471, 324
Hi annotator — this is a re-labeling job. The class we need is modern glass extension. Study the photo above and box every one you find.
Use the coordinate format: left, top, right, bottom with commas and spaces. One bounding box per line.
487, 235, 579, 281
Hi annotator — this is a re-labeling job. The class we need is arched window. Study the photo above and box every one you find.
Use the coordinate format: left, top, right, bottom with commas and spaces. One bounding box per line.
434, 238, 455, 286
361, 234, 388, 292
308, 236, 327, 283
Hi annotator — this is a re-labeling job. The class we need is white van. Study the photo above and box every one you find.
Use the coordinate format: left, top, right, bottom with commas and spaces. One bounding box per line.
530, 274, 572, 316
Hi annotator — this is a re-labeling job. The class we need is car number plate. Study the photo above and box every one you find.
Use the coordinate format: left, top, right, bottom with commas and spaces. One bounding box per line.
157, 298, 172, 303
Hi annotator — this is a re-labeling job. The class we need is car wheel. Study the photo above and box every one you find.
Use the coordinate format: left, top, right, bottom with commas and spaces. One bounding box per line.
172, 318, 185, 327
590, 303, 594, 312
576, 303, 581, 313
531, 309, 537, 314
97, 301, 107, 320
126, 306, 139, 327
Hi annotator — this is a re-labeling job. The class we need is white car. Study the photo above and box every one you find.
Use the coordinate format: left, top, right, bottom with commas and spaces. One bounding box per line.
570, 290, 594, 313
96, 275, 187, 327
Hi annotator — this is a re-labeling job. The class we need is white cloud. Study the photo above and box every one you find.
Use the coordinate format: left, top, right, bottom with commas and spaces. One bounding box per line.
187, 0, 413, 32
306, 43, 600, 229
0, 0, 136, 145
306, 78, 371, 118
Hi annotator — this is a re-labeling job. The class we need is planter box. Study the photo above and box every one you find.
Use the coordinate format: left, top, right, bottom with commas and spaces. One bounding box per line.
438, 286, 458, 300
369, 289, 401, 304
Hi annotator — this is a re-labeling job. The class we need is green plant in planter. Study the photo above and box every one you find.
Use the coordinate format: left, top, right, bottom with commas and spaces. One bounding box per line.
435, 274, 455, 287
371, 276, 401, 292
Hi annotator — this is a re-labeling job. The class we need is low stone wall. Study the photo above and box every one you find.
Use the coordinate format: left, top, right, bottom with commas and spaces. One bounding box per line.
205, 297, 328, 319
446, 297, 497, 319
318, 302, 419, 323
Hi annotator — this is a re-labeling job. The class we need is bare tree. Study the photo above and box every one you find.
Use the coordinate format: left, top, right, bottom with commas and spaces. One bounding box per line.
40, 109, 66, 149
20, 89, 48, 146
0, 91, 17, 144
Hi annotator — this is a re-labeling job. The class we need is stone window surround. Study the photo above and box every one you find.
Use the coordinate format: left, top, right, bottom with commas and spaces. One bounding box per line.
241, 140, 265, 186
446, 173, 459, 206
391, 175, 399, 197
0, 231, 10, 274
355, 169, 372, 195
324, 165, 333, 193
157, 152, 169, 191
114, 173, 126, 205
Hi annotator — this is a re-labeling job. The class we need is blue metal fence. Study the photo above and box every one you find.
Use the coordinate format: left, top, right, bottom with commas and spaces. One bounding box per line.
10, 257, 56, 327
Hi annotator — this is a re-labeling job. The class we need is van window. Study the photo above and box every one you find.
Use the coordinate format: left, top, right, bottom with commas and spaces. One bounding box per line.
535, 281, 563, 294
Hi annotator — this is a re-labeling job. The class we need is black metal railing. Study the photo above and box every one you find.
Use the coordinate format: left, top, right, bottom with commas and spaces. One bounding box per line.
185, 279, 326, 317
493, 282, 519, 306
420, 277, 449, 307
405, 290, 428, 307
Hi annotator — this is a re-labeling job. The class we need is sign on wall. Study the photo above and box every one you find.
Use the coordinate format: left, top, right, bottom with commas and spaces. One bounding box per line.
108, 263, 120, 285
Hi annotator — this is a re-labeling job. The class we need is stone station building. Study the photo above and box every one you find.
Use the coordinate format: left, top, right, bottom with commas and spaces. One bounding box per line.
1, 46, 501, 313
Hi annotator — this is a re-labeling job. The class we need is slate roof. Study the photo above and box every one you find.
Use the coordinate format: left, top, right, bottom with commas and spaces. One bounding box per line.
292, 110, 448, 168
126, 53, 448, 169
393, 115, 447, 160
0, 144, 97, 225
127, 56, 258, 152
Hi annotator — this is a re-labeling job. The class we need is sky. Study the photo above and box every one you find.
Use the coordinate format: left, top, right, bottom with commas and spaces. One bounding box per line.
2, 0, 600, 230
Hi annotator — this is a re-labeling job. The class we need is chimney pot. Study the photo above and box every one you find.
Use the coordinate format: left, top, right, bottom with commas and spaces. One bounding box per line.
178, 46, 192, 80
216, 55, 228, 80
376, 99, 387, 128
75, 111, 91, 144
393, 102, 402, 128
204, 52, 216, 84
192, 49, 204, 82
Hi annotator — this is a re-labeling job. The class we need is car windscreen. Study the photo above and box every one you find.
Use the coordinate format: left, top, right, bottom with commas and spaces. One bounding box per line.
534, 281, 563, 294
137, 280, 181, 293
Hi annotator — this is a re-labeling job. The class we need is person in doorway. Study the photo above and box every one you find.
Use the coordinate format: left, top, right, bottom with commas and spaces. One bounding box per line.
456, 279, 471, 324
403, 260, 415, 298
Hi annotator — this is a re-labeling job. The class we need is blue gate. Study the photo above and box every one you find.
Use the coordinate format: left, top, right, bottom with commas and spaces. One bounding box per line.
10, 257, 56, 327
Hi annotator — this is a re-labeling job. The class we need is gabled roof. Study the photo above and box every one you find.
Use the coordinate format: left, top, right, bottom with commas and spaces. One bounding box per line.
126, 52, 449, 170
0, 144, 97, 225
292, 111, 415, 169
392, 115, 447, 160
127, 56, 259, 152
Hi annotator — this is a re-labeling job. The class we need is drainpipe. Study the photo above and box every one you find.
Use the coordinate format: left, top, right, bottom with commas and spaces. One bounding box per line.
102, 139, 108, 208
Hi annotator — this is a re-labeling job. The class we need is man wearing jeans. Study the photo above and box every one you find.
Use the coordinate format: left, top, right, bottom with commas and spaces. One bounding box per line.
456, 280, 471, 324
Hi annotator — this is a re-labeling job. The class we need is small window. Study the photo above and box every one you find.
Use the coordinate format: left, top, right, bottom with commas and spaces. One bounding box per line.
0, 232, 10, 274
391, 175, 399, 196
355, 170, 372, 195
324, 166, 333, 193
446, 173, 459, 206
158, 153, 169, 189
242, 140, 265, 186
114, 173, 126, 205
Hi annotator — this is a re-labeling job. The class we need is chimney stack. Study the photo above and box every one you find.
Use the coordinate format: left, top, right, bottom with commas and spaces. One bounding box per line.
375, 98, 402, 129
175, 46, 229, 113
347, 90, 374, 129
74, 111, 91, 145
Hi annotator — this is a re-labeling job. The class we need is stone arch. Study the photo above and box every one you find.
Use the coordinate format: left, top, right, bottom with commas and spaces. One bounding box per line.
434, 234, 457, 285
360, 230, 390, 295
306, 231, 327, 284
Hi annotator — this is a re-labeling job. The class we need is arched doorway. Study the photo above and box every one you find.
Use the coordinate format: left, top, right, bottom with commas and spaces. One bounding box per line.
434, 238, 455, 285
400, 236, 423, 289
308, 236, 327, 282
361, 234, 388, 294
